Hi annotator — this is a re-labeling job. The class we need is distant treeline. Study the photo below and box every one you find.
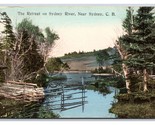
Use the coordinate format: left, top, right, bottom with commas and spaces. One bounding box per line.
62, 47, 115, 59
62, 50, 94, 58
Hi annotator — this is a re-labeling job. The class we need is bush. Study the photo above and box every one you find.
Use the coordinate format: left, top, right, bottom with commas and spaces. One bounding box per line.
38, 106, 59, 118
35, 73, 49, 87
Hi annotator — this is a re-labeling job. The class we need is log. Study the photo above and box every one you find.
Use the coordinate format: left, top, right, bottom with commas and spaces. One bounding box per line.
0, 81, 44, 102
7, 81, 38, 87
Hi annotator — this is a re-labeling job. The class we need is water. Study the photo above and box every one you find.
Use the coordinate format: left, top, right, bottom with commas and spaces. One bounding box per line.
44, 72, 118, 118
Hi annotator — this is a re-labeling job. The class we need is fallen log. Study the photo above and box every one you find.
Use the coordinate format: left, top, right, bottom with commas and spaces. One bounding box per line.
7, 81, 38, 87
0, 81, 44, 102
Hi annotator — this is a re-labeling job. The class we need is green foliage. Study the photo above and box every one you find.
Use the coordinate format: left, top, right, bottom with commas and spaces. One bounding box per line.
0, 15, 59, 86
95, 48, 110, 66
19, 30, 44, 76
46, 58, 63, 72
46, 57, 69, 72
115, 7, 155, 93
0, 12, 16, 81
122, 7, 134, 35
116, 91, 155, 103
33, 72, 49, 87
110, 102, 155, 118
91, 67, 112, 74
63, 51, 94, 59
45, 27, 59, 44
17, 18, 44, 43
38, 106, 59, 118
0, 12, 15, 49
127, 7, 155, 70
0, 98, 59, 118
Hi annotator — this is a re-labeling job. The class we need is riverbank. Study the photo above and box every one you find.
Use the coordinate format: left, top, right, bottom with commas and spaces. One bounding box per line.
0, 97, 59, 118
110, 91, 155, 118
110, 101, 155, 118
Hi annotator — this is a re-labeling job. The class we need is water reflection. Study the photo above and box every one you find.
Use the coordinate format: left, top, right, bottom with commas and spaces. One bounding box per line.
44, 84, 87, 112
44, 72, 119, 118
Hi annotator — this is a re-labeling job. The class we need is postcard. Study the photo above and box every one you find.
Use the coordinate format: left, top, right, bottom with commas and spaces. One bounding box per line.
0, 5, 155, 119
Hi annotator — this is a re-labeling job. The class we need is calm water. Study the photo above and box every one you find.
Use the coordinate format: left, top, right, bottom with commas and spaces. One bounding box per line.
44, 72, 118, 118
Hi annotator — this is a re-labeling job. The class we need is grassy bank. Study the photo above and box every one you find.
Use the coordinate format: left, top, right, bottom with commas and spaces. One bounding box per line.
0, 97, 59, 118
110, 91, 155, 118
110, 102, 155, 118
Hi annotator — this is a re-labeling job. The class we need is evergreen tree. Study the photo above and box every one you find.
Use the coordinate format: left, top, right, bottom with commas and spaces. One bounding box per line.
0, 12, 15, 80
115, 7, 134, 93
127, 7, 155, 92
0, 12, 15, 49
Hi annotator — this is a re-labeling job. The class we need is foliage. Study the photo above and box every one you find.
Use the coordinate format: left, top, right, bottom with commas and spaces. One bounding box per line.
0, 12, 16, 80
45, 27, 59, 44
63, 50, 94, 59
116, 91, 155, 103
114, 7, 155, 92
17, 18, 44, 43
91, 67, 112, 74
46, 57, 70, 72
30, 72, 49, 87
110, 101, 155, 118
38, 106, 59, 118
126, 7, 155, 70
0, 98, 59, 118
95, 49, 110, 67
0, 12, 15, 49
17, 29, 44, 79
0, 15, 60, 86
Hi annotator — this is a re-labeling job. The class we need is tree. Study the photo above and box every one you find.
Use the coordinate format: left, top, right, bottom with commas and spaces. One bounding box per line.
16, 29, 44, 81
116, 7, 155, 92
95, 49, 110, 67
40, 27, 59, 72
0, 14, 60, 86
115, 7, 134, 93
16, 19, 59, 80
46, 58, 63, 72
0, 12, 15, 80
127, 7, 155, 92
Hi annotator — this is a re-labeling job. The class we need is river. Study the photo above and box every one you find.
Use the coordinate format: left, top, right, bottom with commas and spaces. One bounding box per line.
43, 72, 119, 118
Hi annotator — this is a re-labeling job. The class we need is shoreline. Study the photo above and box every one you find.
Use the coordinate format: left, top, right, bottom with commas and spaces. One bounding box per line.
54, 70, 115, 76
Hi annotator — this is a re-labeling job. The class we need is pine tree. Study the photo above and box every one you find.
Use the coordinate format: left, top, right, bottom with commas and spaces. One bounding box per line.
0, 12, 15, 80
127, 7, 155, 92
0, 12, 15, 49
115, 7, 134, 93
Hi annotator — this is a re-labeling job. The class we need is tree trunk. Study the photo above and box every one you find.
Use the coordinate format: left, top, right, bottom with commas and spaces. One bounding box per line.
122, 63, 131, 93
143, 68, 148, 92
43, 62, 49, 74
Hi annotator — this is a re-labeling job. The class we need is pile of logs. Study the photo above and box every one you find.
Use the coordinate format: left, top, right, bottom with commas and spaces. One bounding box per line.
0, 81, 44, 102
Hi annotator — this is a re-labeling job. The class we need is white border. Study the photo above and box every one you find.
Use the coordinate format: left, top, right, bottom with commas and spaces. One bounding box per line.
0, 0, 154, 5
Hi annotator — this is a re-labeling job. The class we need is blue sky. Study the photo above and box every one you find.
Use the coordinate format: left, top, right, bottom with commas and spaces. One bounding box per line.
0, 6, 138, 57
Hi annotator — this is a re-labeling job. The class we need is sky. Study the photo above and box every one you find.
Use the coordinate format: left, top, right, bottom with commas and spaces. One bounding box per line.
0, 6, 137, 57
